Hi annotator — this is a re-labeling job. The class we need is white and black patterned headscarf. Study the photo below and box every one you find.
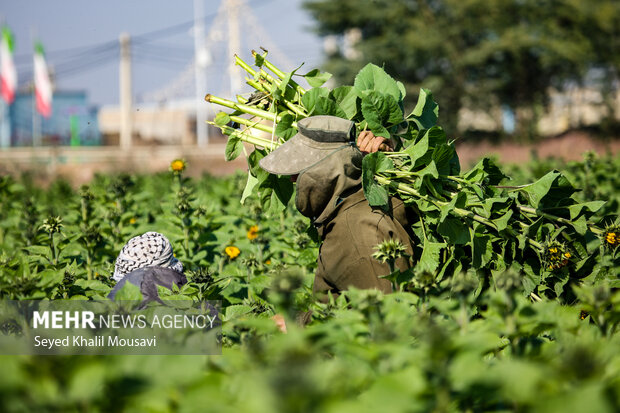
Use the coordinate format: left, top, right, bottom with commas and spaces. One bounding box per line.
112, 232, 183, 282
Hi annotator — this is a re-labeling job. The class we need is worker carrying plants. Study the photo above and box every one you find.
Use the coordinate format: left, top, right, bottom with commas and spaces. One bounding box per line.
259, 115, 416, 300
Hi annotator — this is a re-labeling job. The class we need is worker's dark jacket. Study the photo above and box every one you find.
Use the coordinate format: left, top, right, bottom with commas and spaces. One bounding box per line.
294, 144, 416, 299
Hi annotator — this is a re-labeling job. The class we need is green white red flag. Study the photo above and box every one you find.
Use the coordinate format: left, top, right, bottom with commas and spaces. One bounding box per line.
1, 26, 17, 104
34, 42, 52, 117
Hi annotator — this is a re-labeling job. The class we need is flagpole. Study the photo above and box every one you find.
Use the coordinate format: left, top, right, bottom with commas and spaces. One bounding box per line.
32, 87, 40, 147
0, 98, 8, 149
31, 26, 38, 147
0, 20, 16, 148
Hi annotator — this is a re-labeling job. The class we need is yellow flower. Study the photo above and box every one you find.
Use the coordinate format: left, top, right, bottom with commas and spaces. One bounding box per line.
170, 159, 186, 173
247, 225, 259, 240
265, 259, 271, 265
225, 246, 240, 259
129, 217, 137, 224
564, 252, 571, 258
605, 232, 617, 246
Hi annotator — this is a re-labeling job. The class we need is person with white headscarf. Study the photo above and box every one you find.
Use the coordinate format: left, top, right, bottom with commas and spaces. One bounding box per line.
107, 232, 187, 303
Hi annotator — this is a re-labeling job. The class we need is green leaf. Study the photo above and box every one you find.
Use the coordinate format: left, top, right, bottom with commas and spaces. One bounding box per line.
432, 143, 457, 175
438, 217, 470, 245
329, 86, 359, 120
354, 63, 402, 101
572, 215, 588, 236
568, 201, 605, 220
113, 281, 143, 301
416, 161, 439, 183
275, 113, 297, 140
301, 87, 329, 114
225, 133, 243, 161
23, 245, 51, 258
403, 131, 429, 165
240, 171, 259, 205
58, 242, 83, 261
440, 191, 467, 222
314, 97, 347, 118
517, 171, 576, 209
419, 240, 446, 273
224, 304, 253, 321
553, 275, 569, 298
254, 53, 265, 67
361, 91, 404, 138
362, 152, 393, 208
278, 70, 294, 96
493, 209, 513, 232
410, 127, 446, 168
74, 279, 110, 293
408, 88, 438, 130
481, 197, 512, 218
214, 112, 231, 127
272, 175, 295, 210
522, 258, 542, 294
471, 233, 493, 269
248, 148, 269, 183
302, 68, 332, 88
380, 268, 415, 289
36, 269, 63, 287
463, 157, 508, 186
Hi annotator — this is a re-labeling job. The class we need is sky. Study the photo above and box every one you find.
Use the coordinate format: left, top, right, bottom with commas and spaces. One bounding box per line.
2, 0, 326, 107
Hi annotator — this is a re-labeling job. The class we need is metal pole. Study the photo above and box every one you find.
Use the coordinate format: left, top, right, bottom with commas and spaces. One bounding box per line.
119, 32, 132, 149
226, 0, 242, 98
194, 0, 208, 146
0, 98, 8, 148
31, 26, 40, 147
32, 86, 40, 146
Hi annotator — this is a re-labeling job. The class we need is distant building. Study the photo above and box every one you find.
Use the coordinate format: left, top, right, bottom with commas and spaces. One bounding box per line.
98, 100, 197, 146
5, 90, 101, 147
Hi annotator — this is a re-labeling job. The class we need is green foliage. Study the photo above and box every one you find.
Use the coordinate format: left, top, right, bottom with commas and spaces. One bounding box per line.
0, 156, 618, 411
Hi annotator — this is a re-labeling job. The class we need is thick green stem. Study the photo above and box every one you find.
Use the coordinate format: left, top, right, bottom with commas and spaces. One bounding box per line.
519, 205, 603, 235
247, 77, 308, 118
235, 54, 258, 78
205, 94, 278, 123
245, 78, 269, 94
251, 50, 307, 95
86, 253, 92, 280
376, 175, 547, 251
49, 233, 57, 266
211, 123, 281, 150
228, 115, 274, 134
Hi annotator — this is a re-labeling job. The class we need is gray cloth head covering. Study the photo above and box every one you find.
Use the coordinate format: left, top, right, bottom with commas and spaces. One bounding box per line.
259, 115, 356, 175
112, 231, 183, 282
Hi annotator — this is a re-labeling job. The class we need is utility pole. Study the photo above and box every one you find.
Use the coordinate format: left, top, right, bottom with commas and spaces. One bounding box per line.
194, 0, 209, 146
119, 32, 132, 149
226, 0, 242, 98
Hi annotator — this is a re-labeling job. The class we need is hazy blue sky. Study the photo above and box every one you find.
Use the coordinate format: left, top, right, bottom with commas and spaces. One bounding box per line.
2, 0, 325, 106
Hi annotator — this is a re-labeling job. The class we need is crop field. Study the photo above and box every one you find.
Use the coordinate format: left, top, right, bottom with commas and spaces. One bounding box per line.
0, 150, 618, 412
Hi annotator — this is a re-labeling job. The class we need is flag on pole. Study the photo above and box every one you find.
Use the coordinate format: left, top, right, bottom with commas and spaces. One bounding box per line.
34, 42, 52, 118
0, 26, 17, 104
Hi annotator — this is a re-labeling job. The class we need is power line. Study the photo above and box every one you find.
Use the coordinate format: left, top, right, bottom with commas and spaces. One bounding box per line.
132, 0, 274, 43
14, 40, 118, 64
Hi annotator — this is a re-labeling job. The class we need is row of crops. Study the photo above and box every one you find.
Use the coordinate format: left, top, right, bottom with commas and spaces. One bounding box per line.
0, 151, 618, 412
